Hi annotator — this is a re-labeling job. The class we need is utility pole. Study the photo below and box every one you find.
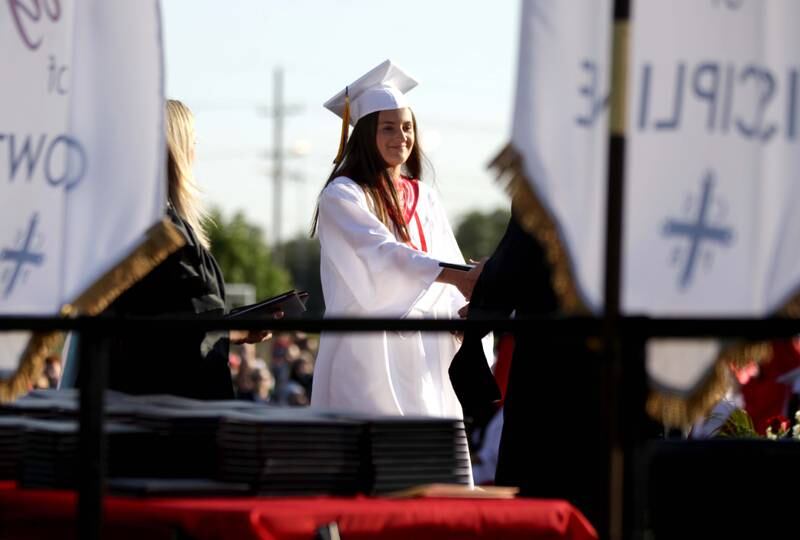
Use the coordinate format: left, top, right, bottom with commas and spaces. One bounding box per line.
266, 66, 304, 262
271, 67, 285, 256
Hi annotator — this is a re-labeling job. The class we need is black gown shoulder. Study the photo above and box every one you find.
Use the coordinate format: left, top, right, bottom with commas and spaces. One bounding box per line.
97, 207, 234, 399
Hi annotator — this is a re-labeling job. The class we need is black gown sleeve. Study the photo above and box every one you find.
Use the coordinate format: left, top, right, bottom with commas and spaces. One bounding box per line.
449, 216, 557, 425
470, 216, 558, 317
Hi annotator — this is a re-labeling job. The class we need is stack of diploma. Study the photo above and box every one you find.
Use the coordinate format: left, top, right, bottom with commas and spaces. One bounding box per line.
216, 409, 364, 495
364, 416, 471, 494
14, 420, 152, 489
0, 390, 471, 496
0, 417, 25, 480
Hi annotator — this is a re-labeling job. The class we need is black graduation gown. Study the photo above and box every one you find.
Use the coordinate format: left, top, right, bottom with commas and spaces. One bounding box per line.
89, 207, 234, 400
451, 216, 607, 528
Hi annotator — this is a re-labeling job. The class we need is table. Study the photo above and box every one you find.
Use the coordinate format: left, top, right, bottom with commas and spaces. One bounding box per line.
0, 481, 596, 540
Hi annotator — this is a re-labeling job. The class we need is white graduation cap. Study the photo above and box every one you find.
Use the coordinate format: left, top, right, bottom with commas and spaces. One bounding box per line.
324, 59, 418, 163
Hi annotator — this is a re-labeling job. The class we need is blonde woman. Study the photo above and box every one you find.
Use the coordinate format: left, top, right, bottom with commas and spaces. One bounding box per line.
65, 100, 271, 398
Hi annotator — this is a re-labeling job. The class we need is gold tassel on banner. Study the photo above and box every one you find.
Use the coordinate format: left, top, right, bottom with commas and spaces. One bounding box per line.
333, 87, 350, 165
0, 218, 185, 403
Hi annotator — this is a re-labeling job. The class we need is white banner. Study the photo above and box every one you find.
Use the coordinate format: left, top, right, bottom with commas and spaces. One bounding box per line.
510, 0, 612, 312
0, 1, 164, 370
509, 1, 800, 420
624, 0, 800, 316
624, 0, 800, 414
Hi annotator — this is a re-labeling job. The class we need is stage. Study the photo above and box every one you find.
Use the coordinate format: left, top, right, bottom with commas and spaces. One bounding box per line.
0, 481, 597, 540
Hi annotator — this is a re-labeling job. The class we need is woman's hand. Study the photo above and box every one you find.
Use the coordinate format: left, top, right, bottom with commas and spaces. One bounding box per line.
436, 258, 486, 300
451, 302, 470, 342
455, 258, 486, 300
231, 329, 272, 344
229, 310, 284, 344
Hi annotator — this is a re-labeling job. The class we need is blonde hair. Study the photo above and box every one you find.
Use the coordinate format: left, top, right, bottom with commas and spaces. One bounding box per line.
166, 99, 210, 248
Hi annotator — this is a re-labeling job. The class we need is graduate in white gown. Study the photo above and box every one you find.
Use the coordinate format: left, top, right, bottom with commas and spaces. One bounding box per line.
310, 60, 489, 418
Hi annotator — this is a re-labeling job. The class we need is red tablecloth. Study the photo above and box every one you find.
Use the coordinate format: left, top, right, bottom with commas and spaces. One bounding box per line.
0, 482, 597, 540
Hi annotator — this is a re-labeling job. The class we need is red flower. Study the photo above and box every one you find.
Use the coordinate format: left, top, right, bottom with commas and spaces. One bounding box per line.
765, 415, 790, 436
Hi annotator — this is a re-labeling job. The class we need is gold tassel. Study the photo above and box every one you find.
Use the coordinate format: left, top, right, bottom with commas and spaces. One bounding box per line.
0, 218, 185, 403
333, 87, 350, 165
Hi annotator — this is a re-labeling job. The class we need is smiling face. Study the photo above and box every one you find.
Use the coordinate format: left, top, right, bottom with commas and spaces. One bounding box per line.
375, 108, 415, 172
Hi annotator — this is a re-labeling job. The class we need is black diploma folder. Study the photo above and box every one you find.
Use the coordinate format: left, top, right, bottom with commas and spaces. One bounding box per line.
226, 289, 309, 319
439, 262, 474, 272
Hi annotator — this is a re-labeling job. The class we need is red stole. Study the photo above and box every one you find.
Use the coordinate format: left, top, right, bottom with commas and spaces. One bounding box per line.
396, 177, 427, 252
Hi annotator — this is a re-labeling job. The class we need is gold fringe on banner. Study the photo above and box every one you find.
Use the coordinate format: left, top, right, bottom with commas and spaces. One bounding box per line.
645, 359, 731, 429
647, 340, 775, 428
0, 218, 185, 403
779, 291, 800, 318
489, 144, 589, 315
0, 331, 62, 403
67, 218, 184, 316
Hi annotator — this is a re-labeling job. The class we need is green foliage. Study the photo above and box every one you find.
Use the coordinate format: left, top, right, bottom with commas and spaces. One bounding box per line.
275, 236, 324, 318
205, 208, 292, 301
454, 208, 511, 261
713, 408, 758, 438
204, 205, 513, 318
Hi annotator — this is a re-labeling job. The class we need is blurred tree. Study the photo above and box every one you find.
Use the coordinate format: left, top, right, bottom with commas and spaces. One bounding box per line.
204, 206, 511, 319
275, 236, 324, 318
206, 208, 292, 301
454, 208, 511, 261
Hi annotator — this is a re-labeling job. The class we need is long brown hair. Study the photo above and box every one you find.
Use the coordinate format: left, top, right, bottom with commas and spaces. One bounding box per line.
311, 110, 430, 242
166, 99, 210, 248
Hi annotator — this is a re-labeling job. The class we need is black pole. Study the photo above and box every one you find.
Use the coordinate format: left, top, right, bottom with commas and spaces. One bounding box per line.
77, 331, 108, 540
604, 1, 630, 539
2, 315, 800, 338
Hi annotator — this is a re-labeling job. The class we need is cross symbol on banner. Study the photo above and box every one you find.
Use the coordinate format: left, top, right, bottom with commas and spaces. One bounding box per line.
1, 213, 45, 298
662, 171, 734, 289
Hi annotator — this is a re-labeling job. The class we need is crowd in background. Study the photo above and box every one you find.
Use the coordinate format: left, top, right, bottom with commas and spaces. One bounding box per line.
229, 332, 318, 406
32, 332, 318, 408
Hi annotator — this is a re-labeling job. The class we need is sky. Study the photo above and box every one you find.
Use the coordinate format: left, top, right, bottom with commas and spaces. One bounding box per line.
161, 0, 520, 244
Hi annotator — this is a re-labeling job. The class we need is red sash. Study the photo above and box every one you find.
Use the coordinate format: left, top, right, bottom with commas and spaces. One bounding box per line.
397, 177, 427, 253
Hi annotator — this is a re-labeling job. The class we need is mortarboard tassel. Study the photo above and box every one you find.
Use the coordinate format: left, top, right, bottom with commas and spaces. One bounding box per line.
333, 87, 350, 165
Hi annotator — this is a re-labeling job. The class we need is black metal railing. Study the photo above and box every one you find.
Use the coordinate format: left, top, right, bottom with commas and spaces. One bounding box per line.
2, 314, 800, 540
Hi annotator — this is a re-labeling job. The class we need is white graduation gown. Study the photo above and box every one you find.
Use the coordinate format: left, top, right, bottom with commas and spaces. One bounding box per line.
311, 176, 488, 418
